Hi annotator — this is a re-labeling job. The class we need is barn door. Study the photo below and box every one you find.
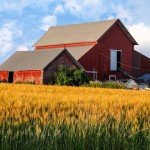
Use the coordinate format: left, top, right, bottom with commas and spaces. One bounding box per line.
110, 50, 117, 71
110, 50, 122, 71
8, 72, 14, 83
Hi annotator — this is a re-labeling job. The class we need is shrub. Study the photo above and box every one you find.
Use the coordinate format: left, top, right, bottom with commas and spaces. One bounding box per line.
54, 65, 90, 86
83, 81, 127, 89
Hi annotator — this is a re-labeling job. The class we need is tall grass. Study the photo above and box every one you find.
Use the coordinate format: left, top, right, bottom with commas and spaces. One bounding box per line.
0, 84, 149, 150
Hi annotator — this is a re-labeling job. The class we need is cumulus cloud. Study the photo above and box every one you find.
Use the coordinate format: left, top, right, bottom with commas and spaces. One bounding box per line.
40, 15, 57, 31
0, 21, 23, 56
112, 6, 133, 22
126, 0, 150, 24
127, 23, 150, 57
63, 0, 103, 19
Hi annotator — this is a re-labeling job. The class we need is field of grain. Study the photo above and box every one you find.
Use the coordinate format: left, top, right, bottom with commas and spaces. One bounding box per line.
0, 83, 150, 150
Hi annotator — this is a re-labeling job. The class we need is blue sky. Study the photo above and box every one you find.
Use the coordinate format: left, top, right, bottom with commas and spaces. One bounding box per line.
0, 0, 150, 64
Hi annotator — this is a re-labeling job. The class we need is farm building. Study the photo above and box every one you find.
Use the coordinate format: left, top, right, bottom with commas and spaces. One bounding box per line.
0, 49, 82, 84
0, 18, 150, 84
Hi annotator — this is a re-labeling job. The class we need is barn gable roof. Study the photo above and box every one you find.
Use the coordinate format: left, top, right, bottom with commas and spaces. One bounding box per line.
0, 49, 82, 71
33, 19, 137, 47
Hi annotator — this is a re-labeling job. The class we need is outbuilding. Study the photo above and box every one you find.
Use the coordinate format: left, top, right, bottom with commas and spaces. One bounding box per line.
0, 49, 82, 84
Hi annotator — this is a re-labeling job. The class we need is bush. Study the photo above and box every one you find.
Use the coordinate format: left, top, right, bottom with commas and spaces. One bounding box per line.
54, 65, 90, 86
83, 81, 127, 89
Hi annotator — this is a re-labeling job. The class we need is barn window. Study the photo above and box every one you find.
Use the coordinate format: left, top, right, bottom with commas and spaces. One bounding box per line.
110, 49, 122, 71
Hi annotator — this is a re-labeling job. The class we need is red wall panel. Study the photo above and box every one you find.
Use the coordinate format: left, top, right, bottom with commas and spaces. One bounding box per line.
0, 71, 8, 81
141, 54, 150, 75
14, 70, 42, 84
133, 50, 150, 77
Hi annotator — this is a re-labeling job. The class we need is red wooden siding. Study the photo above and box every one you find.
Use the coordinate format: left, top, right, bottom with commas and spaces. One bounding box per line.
0, 71, 8, 81
79, 23, 134, 80
14, 70, 42, 84
132, 50, 150, 77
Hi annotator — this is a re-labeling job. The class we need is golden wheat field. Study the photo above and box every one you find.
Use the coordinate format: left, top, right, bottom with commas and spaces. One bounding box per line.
0, 83, 150, 150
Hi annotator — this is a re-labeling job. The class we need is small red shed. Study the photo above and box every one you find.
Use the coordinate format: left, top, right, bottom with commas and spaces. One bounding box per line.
0, 49, 82, 84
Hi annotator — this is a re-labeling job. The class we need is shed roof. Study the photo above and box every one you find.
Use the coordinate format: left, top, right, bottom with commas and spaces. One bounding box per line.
0, 49, 82, 71
33, 19, 137, 47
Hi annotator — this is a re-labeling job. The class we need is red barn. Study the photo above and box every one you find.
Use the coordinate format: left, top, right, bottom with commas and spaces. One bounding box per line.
0, 18, 150, 83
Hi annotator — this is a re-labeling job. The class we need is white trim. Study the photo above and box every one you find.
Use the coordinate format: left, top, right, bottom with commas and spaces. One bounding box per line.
85, 71, 97, 73
109, 75, 116, 80
85, 71, 98, 80
110, 49, 122, 52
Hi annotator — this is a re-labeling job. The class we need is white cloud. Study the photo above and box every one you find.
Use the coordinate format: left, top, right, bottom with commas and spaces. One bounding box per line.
0, 21, 23, 56
112, 5, 133, 22
126, 0, 150, 24
108, 0, 150, 25
54, 5, 65, 14
63, 0, 103, 19
127, 23, 150, 57
40, 15, 57, 31
16, 45, 29, 51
